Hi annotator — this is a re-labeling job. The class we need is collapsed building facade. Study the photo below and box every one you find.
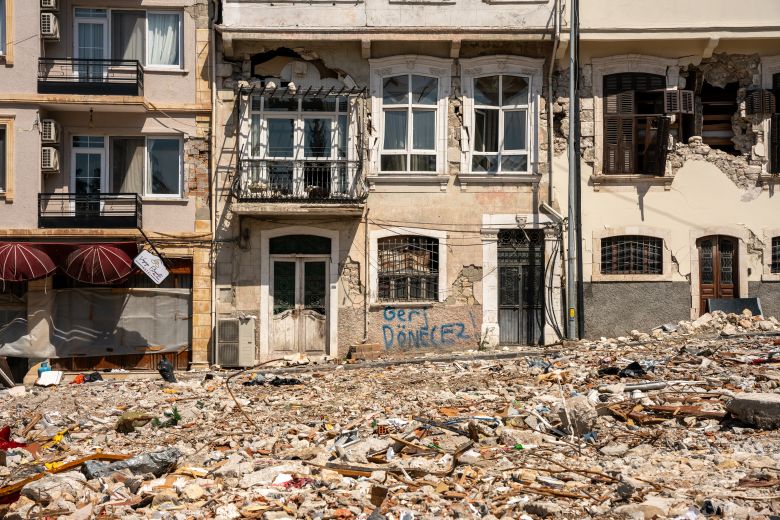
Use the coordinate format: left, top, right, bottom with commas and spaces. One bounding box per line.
575, 0, 780, 337
0, 0, 214, 381
213, 0, 568, 363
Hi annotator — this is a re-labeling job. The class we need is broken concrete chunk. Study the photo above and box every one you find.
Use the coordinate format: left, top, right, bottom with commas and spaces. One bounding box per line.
727, 393, 780, 429
557, 395, 598, 436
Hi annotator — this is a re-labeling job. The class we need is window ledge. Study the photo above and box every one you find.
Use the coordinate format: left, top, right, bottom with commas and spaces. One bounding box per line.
368, 174, 449, 190
761, 274, 780, 282
591, 174, 673, 191
591, 273, 672, 283
143, 67, 187, 75
141, 197, 188, 204
458, 172, 541, 189
369, 301, 436, 310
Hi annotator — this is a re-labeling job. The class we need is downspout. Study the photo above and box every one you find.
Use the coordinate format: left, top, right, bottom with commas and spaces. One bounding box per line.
546, 0, 561, 206
362, 207, 370, 343
209, 0, 218, 366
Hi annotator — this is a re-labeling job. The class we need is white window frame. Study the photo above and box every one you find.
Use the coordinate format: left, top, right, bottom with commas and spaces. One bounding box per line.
72, 7, 184, 70
369, 56, 452, 176
369, 226, 448, 304
145, 10, 183, 70
70, 134, 183, 199
460, 56, 544, 176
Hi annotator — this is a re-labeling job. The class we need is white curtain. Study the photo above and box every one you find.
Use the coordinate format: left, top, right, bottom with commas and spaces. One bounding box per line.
0, 0, 6, 55
147, 13, 179, 66
412, 110, 434, 150
383, 111, 407, 150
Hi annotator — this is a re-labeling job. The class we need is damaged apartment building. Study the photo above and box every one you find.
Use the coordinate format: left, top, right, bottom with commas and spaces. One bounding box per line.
0, 0, 214, 382
212, 0, 569, 364
576, 0, 780, 338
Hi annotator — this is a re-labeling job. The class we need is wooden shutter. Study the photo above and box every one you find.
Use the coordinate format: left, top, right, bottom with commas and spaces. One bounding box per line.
643, 116, 671, 175
664, 90, 694, 115
604, 91, 635, 174
746, 89, 777, 116
771, 114, 780, 174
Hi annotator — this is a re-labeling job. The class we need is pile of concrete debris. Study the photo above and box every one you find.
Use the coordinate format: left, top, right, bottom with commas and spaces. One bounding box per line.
2, 311, 780, 519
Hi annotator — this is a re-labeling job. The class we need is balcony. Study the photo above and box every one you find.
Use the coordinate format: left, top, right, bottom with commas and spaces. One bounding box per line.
38, 59, 144, 97
38, 193, 142, 229
232, 159, 366, 216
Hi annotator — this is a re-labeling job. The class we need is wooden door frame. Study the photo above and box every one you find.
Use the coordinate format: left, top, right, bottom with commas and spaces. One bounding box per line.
689, 228, 748, 318
260, 226, 339, 360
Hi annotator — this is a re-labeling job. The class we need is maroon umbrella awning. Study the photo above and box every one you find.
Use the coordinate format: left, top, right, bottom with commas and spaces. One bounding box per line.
64, 244, 135, 285
0, 243, 57, 282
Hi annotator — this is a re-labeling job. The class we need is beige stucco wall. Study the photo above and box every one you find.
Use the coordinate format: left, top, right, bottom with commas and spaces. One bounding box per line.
0, 106, 41, 228
221, 0, 559, 32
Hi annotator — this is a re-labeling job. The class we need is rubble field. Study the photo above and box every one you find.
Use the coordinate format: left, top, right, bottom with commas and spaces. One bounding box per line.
3, 310, 780, 519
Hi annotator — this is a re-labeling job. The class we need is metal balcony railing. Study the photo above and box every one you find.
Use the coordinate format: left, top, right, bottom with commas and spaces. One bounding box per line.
38, 193, 142, 229
233, 159, 366, 203
38, 58, 144, 96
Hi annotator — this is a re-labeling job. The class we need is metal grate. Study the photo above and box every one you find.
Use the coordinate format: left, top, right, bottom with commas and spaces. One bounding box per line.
772, 237, 780, 274
377, 236, 438, 301
601, 235, 663, 275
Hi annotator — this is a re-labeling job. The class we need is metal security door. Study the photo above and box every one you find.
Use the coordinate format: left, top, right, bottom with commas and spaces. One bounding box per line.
698, 235, 738, 314
498, 229, 544, 345
270, 257, 328, 355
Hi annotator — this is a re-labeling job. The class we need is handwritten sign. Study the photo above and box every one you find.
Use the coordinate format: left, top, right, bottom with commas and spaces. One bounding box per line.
134, 250, 169, 285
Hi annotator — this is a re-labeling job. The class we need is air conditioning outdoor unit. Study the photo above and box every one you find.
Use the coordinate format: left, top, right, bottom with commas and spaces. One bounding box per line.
40, 13, 60, 40
40, 0, 59, 11
217, 317, 256, 367
40, 120, 60, 144
41, 147, 60, 173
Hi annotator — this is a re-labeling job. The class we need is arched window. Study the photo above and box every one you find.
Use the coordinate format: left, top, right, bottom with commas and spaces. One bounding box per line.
600, 235, 663, 275
377, 235, 439, 301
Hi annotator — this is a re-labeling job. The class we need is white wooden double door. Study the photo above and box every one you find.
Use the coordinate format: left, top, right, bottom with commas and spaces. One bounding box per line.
270, 256, 328, 355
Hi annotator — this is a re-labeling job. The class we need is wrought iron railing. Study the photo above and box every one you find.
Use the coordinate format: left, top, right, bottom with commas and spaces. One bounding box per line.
38, 58, 144, 96
38, 193, 142, 229
233, 159, 366, 203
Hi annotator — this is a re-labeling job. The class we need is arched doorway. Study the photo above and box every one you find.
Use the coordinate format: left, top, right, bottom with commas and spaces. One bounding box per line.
696, 235, 738, 315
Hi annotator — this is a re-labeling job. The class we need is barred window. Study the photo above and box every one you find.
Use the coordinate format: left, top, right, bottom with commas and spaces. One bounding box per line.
378, 236, 439, 301
772, 237, 780, 274
601, 235, 663, 275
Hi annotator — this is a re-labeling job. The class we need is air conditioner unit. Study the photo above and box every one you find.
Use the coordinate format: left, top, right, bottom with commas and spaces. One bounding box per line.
41, 147, 60, 173
40, 120, 60, 144
40, 0, 59, 11
40, 13, 60, 40
217, 317, 255, 367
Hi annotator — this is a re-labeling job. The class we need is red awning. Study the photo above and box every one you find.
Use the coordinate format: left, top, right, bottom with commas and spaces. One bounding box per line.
64, 244, 135, 284
0, 243, 57, 282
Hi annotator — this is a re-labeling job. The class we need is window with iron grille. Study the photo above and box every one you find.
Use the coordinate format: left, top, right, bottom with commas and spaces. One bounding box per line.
772, 237, 780, 274
601, 235, 663, 275
377, 236, 438, 301
771, 73, 780, 174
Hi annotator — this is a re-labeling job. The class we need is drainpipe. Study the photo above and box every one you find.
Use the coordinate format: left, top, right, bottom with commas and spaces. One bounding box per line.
565, 0, 579, 340
361, 208, 370, 343
546, 0, 561, 206
209, 0, 218, 366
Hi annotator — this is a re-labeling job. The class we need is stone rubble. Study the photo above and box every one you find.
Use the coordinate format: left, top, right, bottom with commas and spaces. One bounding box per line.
1, 310, 780, 519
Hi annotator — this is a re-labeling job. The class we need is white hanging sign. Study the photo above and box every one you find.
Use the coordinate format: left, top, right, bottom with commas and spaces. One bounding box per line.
134, 250, 170, 285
